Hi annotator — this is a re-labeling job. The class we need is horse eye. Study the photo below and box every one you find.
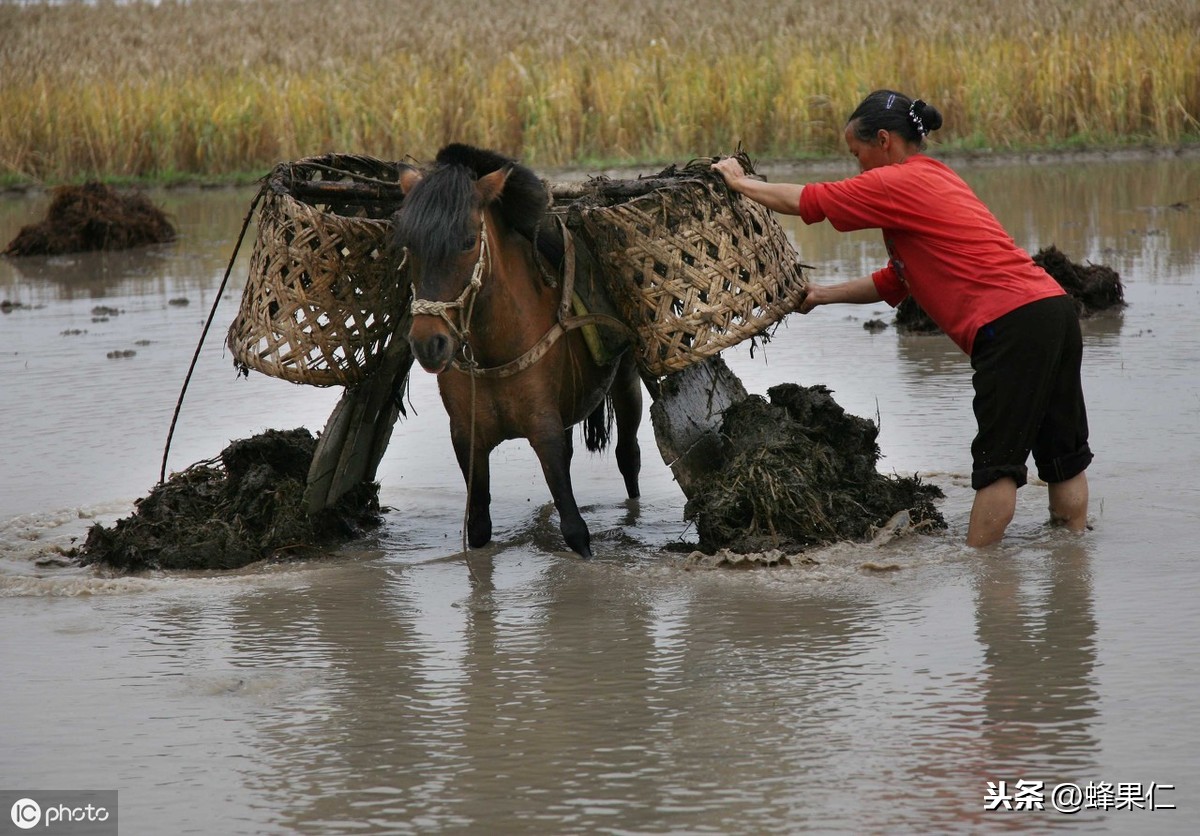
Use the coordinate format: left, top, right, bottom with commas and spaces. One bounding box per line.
462, 234, 477, 252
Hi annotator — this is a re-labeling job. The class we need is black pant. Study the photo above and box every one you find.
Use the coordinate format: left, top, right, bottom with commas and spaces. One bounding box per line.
969, 295, 1093, 490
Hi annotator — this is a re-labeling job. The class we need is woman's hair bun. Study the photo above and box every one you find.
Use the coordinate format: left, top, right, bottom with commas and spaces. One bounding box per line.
912, 100, 944, 134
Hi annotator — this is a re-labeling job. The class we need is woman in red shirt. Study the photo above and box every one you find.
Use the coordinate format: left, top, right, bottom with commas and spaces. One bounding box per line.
713, 90, 1092, 547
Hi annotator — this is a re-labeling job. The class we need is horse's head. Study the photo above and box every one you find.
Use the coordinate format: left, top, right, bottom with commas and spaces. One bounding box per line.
394, 144, 549, 374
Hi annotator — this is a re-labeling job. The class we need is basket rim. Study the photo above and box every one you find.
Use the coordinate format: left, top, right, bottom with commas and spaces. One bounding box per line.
569, 180, 808, 377
264, 153, 417, 196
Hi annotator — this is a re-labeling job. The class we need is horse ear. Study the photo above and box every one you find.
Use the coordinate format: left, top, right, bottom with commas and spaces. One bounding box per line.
398, 166, 422, 195
476, 165, 511, 205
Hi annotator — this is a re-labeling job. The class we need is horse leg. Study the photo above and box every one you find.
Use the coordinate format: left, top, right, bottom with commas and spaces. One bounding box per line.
612, 352, 643, 499
450, 428, 493, 549
529, 427, 591, 558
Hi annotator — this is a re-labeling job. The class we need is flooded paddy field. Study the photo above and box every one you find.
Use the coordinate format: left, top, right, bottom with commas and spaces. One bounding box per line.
1, 152, 1198, 833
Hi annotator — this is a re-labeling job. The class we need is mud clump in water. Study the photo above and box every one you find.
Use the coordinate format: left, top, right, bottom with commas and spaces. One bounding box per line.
895, 246, 1125, 334
1032, 244, 1125, 314
894, 296, 942, 334
80, 428, 381, 572
3, 182, 176, 256
686, 383, 945, 553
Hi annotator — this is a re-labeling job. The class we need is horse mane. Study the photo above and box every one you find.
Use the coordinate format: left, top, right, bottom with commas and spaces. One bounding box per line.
395, 143, 562, 267
435, 143, 551, 244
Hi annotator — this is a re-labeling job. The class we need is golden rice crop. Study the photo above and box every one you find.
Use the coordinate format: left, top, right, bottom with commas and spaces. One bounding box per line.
1, 0, 1197, 182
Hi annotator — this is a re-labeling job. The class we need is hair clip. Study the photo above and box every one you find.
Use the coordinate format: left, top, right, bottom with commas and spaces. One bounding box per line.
908, 101, 927, 136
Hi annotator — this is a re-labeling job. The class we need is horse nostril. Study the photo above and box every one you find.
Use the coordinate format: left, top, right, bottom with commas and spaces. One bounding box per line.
409, 329, 456, 374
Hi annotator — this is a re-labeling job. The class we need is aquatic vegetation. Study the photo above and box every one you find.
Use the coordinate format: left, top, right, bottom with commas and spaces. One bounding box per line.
3, 182, 174, 255
80, 429, 381, 572
686, 383, 946, 553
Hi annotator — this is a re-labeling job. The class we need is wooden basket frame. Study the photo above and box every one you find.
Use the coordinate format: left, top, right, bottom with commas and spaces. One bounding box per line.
568, 165, 807, 377
227, 154, 413, 387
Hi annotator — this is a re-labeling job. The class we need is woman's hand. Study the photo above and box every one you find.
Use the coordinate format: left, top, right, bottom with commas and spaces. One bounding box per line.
797, 285, 824, 314
711, 157, 747, 191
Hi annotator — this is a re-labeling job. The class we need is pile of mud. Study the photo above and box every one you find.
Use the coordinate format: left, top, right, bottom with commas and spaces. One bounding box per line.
895, 245, 1125, 333
80, 429, 381, 572
685, 383, 945, 553
1033, 244, 1125, 314
3, 182, 176, 256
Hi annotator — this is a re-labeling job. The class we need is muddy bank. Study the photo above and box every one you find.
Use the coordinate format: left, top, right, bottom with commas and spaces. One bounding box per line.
895, 245, 1125, 333
684, 383, 945, 554
80, 429, 381, 572
3, 182, 175, 256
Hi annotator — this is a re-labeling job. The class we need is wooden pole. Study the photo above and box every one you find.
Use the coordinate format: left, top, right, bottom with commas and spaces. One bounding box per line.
304, 315, 415, 514
648, 356, 748, 500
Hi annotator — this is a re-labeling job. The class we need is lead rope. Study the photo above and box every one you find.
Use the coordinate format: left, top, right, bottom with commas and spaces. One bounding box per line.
406, 218, 489, 565
461, 343, 479, 558
160, 186, 263, 483
456, 224, 487, 567
460, 325, 485, 585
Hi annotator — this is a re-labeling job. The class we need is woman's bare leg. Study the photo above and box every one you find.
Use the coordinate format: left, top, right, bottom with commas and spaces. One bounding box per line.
1048, 471, 1089, 532
968, 477, 1018, 547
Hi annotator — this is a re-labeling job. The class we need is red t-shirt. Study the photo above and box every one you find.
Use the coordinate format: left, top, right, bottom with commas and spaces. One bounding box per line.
797, 155, 1064, 355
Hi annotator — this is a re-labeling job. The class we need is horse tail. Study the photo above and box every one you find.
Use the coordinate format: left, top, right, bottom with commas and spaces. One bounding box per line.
583, 396, 614, 453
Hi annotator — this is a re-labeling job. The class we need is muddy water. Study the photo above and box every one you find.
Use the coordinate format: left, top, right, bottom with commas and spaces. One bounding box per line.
2, 154, 1198, 833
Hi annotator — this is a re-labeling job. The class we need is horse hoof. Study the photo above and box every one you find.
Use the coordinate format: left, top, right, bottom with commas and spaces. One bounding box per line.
563, 532, 592, 558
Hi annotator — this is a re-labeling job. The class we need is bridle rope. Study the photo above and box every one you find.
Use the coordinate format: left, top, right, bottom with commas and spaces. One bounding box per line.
408, 217, 489, 346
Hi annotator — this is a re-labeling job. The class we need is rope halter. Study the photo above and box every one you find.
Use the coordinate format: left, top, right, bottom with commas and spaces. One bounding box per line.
409, 217, 489, 344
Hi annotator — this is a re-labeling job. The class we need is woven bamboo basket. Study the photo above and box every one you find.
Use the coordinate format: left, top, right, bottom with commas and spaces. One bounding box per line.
227, 154, 412, 387
566, 157, 807, 377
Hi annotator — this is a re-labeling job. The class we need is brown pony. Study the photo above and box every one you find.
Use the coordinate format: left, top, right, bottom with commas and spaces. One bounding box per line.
393, 144, 642, 557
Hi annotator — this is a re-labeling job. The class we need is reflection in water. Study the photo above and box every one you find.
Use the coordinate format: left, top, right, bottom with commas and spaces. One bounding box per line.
973, 541, 1099, 782
114, 537, 1109, 833
869, 540, 1103, 833
134, 555, 895, 833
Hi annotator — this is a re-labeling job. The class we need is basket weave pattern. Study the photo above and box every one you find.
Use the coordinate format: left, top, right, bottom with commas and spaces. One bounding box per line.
227, 155, 410, 388
572, 175, 807, 377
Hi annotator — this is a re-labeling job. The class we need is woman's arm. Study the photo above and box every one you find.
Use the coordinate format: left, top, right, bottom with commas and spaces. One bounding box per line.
711, 157, 804, 215
711, 157, 888, 315
798, 276, 883, 313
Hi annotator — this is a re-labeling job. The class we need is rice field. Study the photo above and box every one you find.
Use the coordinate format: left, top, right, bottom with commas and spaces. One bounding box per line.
1, 0, 1198, 183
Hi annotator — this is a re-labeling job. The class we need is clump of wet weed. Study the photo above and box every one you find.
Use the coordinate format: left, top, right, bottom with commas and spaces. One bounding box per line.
686, 383, 945, 553
4, 182, 174, 256
80, 428, 381, 572
1033, 245, 1125, 315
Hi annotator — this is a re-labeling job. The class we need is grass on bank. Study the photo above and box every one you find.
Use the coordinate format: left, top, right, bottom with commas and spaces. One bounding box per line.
1, 0, 1198, 185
